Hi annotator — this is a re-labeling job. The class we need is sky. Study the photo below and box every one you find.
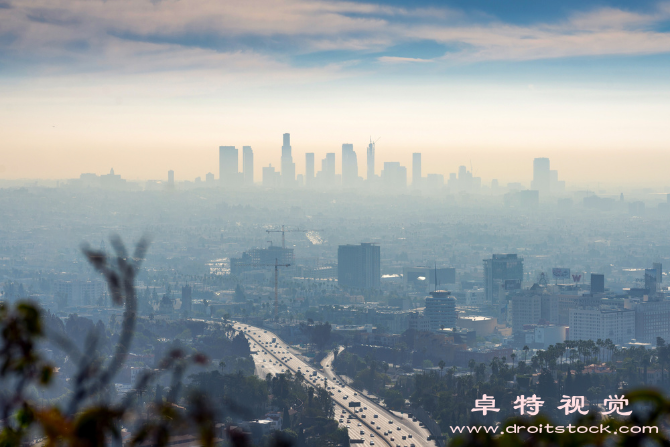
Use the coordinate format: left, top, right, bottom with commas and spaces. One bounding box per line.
2, 0, 670, 186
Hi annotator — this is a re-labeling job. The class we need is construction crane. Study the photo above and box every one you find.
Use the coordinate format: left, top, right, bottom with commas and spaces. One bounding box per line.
265, 225, 307, 249
235, 258, 290, 320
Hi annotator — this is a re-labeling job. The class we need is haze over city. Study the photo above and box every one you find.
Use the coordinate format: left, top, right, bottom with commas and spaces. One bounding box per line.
2, 0, 670, 184
3, 1, 670, 446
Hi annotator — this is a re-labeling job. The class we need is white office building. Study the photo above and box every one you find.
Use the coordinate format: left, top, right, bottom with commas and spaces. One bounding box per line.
569, 307, 635, 345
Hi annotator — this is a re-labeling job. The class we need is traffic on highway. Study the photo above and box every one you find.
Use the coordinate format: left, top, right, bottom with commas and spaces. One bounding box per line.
235, 322, 434, 447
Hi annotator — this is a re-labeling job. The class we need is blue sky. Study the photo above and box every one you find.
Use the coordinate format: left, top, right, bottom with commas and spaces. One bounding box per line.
1, 0, 670, 183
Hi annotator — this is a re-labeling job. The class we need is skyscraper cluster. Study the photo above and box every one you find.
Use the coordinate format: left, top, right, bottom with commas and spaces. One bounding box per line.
531, 157, 565, 194
209, 134, 567, 194
218, 133, 437, 189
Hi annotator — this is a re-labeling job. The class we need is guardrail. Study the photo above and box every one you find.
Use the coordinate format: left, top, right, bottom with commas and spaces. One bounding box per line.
407, 407, 444, 447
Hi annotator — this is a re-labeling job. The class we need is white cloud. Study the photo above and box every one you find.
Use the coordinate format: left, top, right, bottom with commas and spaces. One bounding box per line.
378, 56, 433, 63
1, 0, 670, 78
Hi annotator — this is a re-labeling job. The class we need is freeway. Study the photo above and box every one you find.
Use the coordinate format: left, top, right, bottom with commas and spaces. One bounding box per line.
320, 350, 432, 444
236, 322, 436, 447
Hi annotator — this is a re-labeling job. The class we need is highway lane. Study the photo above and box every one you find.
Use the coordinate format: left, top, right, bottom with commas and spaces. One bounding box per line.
320, 350, 432, 444
243, 324, 388, 446
236, 322, 435, 447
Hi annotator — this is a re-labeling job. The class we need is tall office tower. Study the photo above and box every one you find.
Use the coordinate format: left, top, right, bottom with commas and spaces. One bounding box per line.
181, 284, 192, 315
305, 153, 315, 185
167, 170, 174, 187
590, 273, 605, 294
242, 146, 254, 185
483, 254, 524, 306
531, 157, 551, 193
425, 290, 456, 332
367, 138, 376, 180
381, 162, 407, 188
654, 262, 663, 285
205, 172, 214, 185
281, 133, 295, 187
219, 146, 239, 187
645, 268, 660, 295
341, 143, 358, 184
338, 243, 381, 290
412, 153, 422, 187
318, 153, 336, 187
262, 165, 281, 187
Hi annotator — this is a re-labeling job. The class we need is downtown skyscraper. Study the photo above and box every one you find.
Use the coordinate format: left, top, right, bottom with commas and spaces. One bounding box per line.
341, 143, 358, 185
366, 138, 376, 180
219, 146, 239, 187
281, 133, 295, 187
243, 146, 254, 185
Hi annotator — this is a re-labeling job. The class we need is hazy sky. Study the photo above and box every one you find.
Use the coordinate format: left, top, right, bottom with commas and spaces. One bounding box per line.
2, 0, 670, 185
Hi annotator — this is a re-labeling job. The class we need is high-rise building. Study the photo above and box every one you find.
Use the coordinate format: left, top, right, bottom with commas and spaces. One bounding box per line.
341, 144, 358, 185
281, 133, 295, 187
181, 284, 192, 315
591, 273, 605, 294
381, 162, 407, 188
205, 172, 214, 185
338, 243, 381, 290
167, 170, 174, 187
448, 166, 481, 191
483, 254, 524, 306
424, 290, 456, 331
569, 307, 635, 344
412, 153, 422, 187
243, 146, 254, 185
219, 146, 239, 187
262, 165, 281, 187
367, 138, 376, 180
305, 153, 315, 185
531, 157, 550, 193
654, 262, 663, 284
426, 174, 444, 189
635, 300, 670, 343
317, 153, 336, 187
511, 293, 541, 333
54, 280, 105, 307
